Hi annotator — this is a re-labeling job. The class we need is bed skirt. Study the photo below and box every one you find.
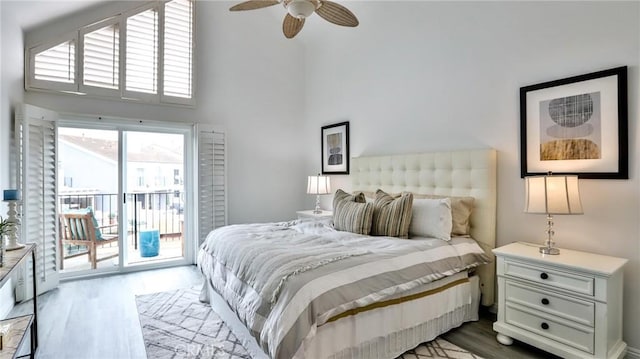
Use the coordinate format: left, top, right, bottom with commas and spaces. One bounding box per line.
202, 273, 481, 359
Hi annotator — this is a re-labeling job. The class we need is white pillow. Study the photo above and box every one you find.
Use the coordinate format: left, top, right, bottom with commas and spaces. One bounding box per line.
409, 198, 452, 241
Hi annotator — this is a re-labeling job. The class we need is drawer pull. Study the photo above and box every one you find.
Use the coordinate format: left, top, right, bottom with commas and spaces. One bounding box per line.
541, 298, 550, 305
540, 272, 549, 280
541, 322, 550, 330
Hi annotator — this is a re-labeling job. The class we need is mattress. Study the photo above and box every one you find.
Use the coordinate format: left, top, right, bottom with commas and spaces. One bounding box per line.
198, 220, 489, 358
203, 271, 481, 359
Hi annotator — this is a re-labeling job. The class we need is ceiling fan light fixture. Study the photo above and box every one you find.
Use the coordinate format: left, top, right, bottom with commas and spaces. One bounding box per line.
229, 0, 358, 39
287, 0, 315, 19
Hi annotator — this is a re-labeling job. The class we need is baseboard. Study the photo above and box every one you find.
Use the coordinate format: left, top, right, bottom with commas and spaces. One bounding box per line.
487, 303, 498, 314
626, 346, 640, 359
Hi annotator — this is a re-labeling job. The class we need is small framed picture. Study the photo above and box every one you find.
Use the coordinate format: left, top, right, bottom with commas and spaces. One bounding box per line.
321, 121, 349, 174
520, 66, 628, 179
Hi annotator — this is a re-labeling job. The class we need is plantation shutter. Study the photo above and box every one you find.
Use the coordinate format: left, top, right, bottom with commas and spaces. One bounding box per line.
14, 104, 60, 301
197, 126, 227, 246
125, 7, 158, 96
34, 41, 75, 83
163, 0, 193, 101
27, 36, 78, 92
82, 22, 120, 91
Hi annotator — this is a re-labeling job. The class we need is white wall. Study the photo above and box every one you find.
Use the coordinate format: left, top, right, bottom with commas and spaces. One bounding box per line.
302, 1, 640, 352
0, 0, 25, 320
0, 0, 25, 200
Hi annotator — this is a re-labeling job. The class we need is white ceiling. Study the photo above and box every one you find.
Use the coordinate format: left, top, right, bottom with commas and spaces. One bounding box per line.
2, 0, 105, 30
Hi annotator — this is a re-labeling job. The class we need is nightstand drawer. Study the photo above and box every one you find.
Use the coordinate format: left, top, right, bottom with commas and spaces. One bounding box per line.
505, 304, 595, 354
504, 260, 594, 296
505, 281, 594, 326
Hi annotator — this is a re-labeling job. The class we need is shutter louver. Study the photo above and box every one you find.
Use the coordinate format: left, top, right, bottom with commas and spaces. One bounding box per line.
164, 0, 193, 99
84, 24, 119, 89
213, 134, 226, 229
34, 40, 75, 83
198, 129, 227, 245
15, 104, 60, 301
126, 8, 158, 94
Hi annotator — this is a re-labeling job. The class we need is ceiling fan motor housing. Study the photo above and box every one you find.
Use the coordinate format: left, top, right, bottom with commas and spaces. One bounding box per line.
286, 0, 317, 19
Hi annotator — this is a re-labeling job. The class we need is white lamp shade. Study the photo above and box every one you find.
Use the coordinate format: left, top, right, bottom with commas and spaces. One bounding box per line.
307, 175, 331, 195
524, 175, 583, 215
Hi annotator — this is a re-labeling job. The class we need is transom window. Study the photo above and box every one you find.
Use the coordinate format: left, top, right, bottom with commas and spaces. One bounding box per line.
25, 0, 194, 106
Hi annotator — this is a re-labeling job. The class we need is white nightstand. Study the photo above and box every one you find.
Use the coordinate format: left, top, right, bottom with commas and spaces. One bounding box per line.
296, 210, 333, 219
493, 242, 628, 359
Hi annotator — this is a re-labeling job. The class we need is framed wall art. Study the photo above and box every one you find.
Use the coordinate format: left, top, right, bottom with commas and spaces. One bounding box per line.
321, 121, 349, 174
520, 66, 628, 179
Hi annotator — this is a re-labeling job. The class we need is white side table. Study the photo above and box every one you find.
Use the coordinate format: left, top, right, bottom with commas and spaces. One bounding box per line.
493, 242, 627, 359
296, 210, 333, 220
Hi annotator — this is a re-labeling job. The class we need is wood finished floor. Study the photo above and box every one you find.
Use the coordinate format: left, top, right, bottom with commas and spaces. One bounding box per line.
9, 266, 559, 359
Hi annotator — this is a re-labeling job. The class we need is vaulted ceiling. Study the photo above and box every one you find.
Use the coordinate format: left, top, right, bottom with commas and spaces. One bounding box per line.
2, 1, 105, 31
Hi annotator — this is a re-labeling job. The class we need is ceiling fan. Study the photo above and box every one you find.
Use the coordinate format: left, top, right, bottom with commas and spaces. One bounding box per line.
230, 0, 359, 39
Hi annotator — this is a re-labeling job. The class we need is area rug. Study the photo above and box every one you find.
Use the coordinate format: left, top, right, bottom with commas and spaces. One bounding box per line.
136, 287, 483, 359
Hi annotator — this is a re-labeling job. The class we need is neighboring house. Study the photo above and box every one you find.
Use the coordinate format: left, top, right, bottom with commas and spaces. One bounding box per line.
59, 135, 118, 195
59, 134, 184, 214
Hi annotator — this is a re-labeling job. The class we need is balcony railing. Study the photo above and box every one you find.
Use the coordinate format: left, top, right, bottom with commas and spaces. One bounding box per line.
58, 191, 184, 247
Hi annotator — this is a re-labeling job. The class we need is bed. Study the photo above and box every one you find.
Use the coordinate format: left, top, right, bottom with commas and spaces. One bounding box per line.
198, 149, 497, 359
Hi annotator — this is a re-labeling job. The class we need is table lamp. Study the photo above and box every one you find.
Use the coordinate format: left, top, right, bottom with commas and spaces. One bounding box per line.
3, 189, 24, 251
524, 173, 583, 255
307, 174, 331, 214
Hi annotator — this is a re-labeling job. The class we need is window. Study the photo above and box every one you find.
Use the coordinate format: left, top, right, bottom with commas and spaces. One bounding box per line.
154, 166, 164, 186
83, 23, 119, 90
25, 0, 194, 105
137, 168, 145, 187
34, 40, 75, 83
125, 8, 158, 95
27, 35, 78, 92
173, 169, 180, 185
163, 0, 193, 100
80, 17, 120, 96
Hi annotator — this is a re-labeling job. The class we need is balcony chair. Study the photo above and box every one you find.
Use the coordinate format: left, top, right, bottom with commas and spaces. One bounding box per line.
59, 209, 118, 270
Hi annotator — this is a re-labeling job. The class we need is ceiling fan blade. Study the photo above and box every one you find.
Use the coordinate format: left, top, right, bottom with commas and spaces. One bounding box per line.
230, 0, 279, 11
283, 14, 305, 39
315, 0, 359, 27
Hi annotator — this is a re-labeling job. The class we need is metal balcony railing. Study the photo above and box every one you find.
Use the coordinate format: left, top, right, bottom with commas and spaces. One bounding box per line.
58, 191, 184, 249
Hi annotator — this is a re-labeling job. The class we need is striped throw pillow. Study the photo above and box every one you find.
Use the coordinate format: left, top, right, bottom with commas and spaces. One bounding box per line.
333, 189, 365, 209
371, 189, 413, 238
333, 189, 373, 235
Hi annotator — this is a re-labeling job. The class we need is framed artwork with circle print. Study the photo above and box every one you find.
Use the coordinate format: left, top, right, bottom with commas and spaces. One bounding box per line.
520, 66, 628, 179
321, 121, 349, 175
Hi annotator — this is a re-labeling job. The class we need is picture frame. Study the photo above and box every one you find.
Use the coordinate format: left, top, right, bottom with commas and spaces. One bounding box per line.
321, 121, 349, 174
520, 66, 628, 179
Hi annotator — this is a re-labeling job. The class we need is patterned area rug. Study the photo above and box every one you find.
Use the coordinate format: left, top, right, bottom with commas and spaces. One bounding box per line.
136, 287, 483, 359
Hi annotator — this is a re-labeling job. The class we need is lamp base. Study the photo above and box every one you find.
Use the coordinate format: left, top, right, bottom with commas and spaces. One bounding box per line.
539, 246, 560, 255
5, 242, 25, 251
313, 194, 322, 214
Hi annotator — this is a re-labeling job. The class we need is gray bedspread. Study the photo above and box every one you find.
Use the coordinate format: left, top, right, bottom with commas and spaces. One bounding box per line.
197, 219, 489, 358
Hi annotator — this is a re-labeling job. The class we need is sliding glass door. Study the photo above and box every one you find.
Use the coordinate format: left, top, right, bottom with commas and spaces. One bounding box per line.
57, 123, 191, 276
123, 131, 185, 266
58, 127, 120, 273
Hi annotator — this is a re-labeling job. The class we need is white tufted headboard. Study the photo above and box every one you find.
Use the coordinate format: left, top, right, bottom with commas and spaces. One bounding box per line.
351, 149, 497, 306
